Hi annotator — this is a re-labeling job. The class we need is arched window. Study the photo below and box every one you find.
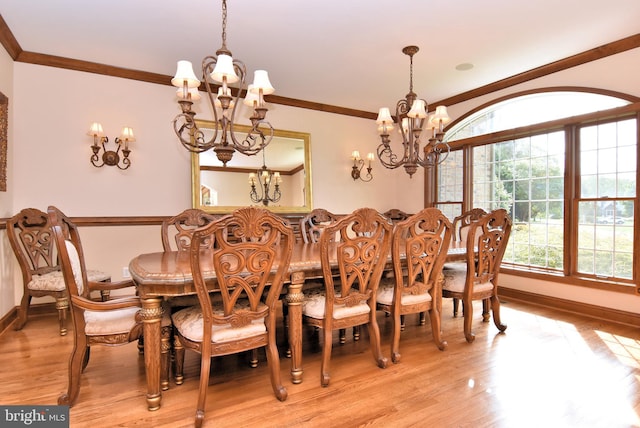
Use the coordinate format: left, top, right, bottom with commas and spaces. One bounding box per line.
436, 89, 639, 292
445, 90, 630, 142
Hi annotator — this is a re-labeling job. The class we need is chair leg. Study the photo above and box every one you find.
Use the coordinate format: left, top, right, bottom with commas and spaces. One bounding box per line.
265, 324, 287, 401
250, 349, 259, 368
58, 334, 88, 407
81, 346, 90, 372
100, 289, 111, 302
419, 311, 426, 326
321, 327, 333, 387
428, 307, 447, 351
194, 348, 212, 428
482, 298, 490, 322
390, 309, 402, 364
161, 326, 171, 391
339, 328, 346, 344
490, 294, 507, 332
55, 296, 69, 336
353, 326, 360, 341
14, 293, 31, 331
453, 298, 460, 317
282, 302, 291, 358
463, 299, 475, 343
368, 313, 389, 369
173, 336, 185, 385
400, 314, 406, 331
137, 335, 144, 355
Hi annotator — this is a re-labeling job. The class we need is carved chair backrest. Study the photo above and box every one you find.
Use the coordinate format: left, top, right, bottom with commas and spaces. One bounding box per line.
7, 208, 60, 285
161, 208, 219, 252
189, 207, 294, 343
47, 206, 91, 300
319, 208, 393, 314
392, 208, 452, 296
465, 208, 512, 290
383, 208, 411, 223
299, 208, 339, 243
452, 208, 488, 244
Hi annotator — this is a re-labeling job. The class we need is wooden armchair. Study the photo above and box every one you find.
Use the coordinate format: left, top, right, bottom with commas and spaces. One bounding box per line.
47, 206, 171, 407
7, 208, 111, 336
442, 208, 512, 342
302, 208, 392, 387
444, 208, 488, 317
170, 207, 294, 427
299, 208, 339, 243
376, 208, 452, 362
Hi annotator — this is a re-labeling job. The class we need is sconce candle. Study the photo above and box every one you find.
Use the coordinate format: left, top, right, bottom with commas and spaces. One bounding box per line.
88, 122, 135, 170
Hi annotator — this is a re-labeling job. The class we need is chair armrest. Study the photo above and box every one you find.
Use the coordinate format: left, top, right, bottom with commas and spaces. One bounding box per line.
87, 279, 135, 291
70, 294, 141, 311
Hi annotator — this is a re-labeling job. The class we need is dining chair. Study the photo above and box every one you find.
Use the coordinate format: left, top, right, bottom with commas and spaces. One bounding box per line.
47, 205, 171, 407
170, 207, 294, 428
296, 208, 359, 343
160, 208, 221, 383
299, 208, 339, 243
376, 208, 452, 362
7, 207, 111, 336
302, 207, 393, 387
442, 208, 512, 342
444, 208, 488, 317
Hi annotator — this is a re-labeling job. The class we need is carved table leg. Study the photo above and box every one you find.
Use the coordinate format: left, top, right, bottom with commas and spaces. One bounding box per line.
286, 272, 305, 384
140, 297, 163, 411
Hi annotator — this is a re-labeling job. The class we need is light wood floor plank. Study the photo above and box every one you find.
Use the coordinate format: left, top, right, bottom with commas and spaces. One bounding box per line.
1, 299, 638, 427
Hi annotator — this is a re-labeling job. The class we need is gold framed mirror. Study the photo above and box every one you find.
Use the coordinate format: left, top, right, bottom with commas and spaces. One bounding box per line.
191, 119, 313, 213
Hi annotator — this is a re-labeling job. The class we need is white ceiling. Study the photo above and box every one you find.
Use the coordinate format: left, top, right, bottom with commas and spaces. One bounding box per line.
1, 0, 639, 114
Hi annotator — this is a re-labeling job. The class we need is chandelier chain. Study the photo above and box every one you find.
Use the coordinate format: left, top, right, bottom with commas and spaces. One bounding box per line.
409, 54, 413, 94
221, 0, 228, 51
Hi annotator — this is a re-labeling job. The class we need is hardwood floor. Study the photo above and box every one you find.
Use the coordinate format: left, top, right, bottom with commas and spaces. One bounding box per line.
1, 298, 639, 427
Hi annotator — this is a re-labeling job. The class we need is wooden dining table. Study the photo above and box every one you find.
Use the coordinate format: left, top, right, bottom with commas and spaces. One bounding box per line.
129, 240, 467, 411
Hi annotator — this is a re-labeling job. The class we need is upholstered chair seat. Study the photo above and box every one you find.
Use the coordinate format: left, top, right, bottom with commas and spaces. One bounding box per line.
83, 307, 142, 336
27, 269, 110, 291
442, 267, 494, 294
302, 288, 370, 320
172, 301, 267, 343
377, 281, 432, 306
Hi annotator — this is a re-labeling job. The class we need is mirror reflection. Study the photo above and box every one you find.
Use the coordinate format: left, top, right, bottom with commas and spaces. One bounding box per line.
191, 119, 313, 213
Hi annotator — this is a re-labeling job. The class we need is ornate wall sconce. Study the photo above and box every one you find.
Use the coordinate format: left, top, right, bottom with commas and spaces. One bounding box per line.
87, 122, 136, 170
351, 150, 374, 182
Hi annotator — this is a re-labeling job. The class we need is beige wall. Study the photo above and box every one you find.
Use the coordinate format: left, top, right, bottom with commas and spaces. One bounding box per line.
2, 45, 640, 318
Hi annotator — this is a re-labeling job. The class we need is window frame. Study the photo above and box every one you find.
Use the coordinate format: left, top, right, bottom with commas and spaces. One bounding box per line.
433, 92, 640, 295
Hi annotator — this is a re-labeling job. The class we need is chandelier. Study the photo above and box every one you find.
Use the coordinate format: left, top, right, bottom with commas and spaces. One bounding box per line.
248, 149, 281, 206
376, 46, 451, 178
170, 0, 275, 166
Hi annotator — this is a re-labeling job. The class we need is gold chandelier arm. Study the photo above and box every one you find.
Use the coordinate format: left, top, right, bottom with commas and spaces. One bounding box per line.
231, 120, 274, 155
172, 113, 215, 153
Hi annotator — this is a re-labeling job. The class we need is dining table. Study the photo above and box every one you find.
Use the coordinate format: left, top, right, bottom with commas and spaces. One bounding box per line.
129, 240, 467, 411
